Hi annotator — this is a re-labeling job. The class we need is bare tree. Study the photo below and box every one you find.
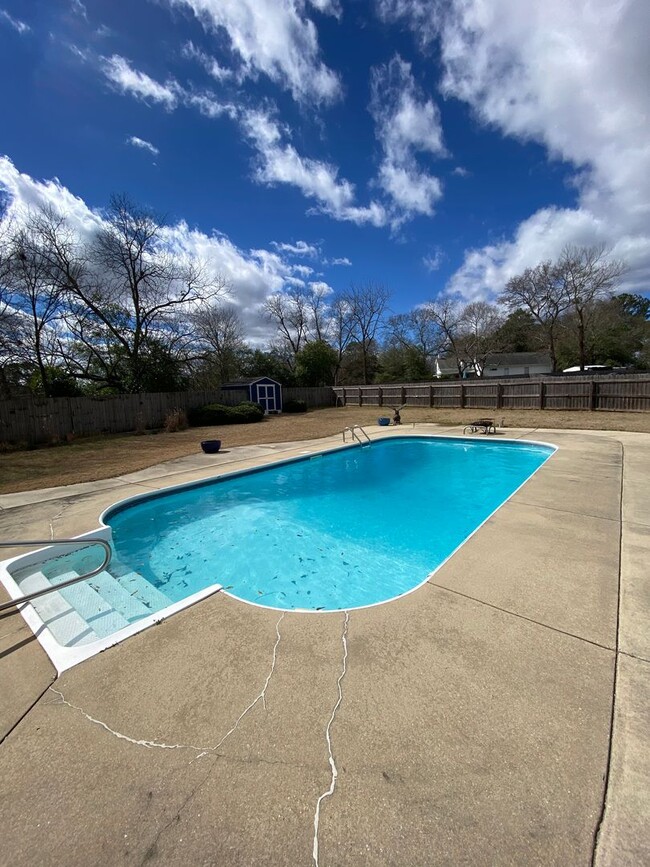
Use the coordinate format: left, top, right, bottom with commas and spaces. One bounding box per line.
423, 298, 466, 376
328, 295, 355, 385
458, 301, 504, 376
556, 244, 626, 370
192, 303, 244, 384
500, 261, 569, 372
387, 307, 446, 376
0, 215, 65, 395
342, 282, 390, 384
34, 196, 225, 392
264, 286, 310, 368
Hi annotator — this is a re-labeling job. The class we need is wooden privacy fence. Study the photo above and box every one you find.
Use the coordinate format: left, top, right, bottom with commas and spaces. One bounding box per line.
0, 385, 336, 443
0, 389, 247, 443
333, 377, 650, 413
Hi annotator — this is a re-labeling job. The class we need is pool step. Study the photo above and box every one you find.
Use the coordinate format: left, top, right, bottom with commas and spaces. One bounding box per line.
113, 571, 172, 611
93, 569, 172, 620
14, 561, 174, 648
18, 572, 99, 647
55, 572, 131, 637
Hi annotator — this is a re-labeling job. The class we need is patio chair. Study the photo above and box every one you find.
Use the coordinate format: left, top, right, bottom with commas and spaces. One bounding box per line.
463, 417, 496, 435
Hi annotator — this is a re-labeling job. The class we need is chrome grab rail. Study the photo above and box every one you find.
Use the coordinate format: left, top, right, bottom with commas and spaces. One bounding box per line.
0, 539, 112, 613
342, 425, 372, 445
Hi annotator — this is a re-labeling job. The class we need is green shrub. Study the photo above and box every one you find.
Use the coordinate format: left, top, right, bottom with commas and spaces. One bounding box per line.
282, 398, 307, 413
188, 401, 264, 427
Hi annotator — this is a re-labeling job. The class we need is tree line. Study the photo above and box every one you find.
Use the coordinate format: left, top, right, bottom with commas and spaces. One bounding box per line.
0, 195, 647, 397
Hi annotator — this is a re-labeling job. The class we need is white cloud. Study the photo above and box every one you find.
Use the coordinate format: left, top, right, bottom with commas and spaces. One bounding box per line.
307, 0, 341, 17
102, 55, 179, 109
379, 0, 650, 297
165, 0, 341, 104
308, 280, 334, 295
370, 55, 445, 222
70, 0, 88, 20
181, 41, 238, 82
0, 156, 104, 238
272, 240, 319, 257
331, 256, 351, 266
0, 9, 30, 34
291, 264, 315, 277
423, 249, 443, 271
126, 136, 160, 156
452, 166, 469, 178
242, 109, 387, 226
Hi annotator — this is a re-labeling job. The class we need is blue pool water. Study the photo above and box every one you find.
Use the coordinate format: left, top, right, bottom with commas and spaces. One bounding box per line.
103, 436, 553, 612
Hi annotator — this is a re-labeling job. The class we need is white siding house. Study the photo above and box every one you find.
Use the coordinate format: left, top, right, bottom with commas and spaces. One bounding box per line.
482, 352, 552, 377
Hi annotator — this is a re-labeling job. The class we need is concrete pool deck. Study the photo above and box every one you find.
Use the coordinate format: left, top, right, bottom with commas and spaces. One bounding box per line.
0, 424, 648, 865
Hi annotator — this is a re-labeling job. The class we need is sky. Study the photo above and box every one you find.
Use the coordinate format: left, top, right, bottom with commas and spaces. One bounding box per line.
0, 0, 648, 343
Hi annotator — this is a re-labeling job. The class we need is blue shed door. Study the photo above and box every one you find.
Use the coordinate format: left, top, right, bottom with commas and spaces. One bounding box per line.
257, 383, 276, 413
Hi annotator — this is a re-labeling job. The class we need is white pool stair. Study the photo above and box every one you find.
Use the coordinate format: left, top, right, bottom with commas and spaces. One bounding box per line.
15, 564, 173, 648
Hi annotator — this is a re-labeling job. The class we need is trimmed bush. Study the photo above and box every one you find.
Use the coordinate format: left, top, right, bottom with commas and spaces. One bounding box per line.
188, 402, 264, 427
282, 398, 307, 413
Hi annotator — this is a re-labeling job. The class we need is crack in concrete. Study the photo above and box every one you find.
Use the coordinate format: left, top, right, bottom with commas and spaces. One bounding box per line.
312, 611, 349, 867
47, 612, 286, 760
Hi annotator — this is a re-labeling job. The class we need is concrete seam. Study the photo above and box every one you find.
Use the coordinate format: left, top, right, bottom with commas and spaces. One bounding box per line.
591, 439, 624, 866
0, 673, 57, 747
513, 498, 619, 523
425, 580, 615, 653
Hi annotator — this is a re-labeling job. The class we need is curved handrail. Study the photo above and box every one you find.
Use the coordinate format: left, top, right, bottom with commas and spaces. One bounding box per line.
0, 538, 112, 613
342, 425, 372, 445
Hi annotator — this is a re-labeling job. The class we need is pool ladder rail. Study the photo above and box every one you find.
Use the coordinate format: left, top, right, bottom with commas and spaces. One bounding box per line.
0, 538, 112, 613
342, 424, 372, 446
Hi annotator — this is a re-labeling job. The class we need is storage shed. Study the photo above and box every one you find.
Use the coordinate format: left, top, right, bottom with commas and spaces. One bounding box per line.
221, 377, 283, 414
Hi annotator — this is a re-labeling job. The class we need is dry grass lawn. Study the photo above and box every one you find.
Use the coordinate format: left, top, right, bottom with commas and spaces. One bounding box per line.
2, 404, 650, 495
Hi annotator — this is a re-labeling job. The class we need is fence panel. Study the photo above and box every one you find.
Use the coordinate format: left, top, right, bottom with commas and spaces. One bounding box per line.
404, 385, 431, 406
544, 380, 591, 411
283, 386, 336, 407
431, 384, 461, 407
595, 378, 650, 412
464, 383, 498, 410
501, 381, 543, 410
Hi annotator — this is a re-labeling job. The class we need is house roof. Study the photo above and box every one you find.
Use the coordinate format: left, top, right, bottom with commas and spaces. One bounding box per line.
485, 352, 551, 367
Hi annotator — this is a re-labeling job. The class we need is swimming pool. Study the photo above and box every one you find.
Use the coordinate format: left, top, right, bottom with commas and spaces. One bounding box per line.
2, 433, 554, 669
105, 435, 553, 612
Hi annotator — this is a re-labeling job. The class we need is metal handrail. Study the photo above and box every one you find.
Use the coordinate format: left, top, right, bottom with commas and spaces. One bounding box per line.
342, 425, 372, 445
0, 538, 112, 613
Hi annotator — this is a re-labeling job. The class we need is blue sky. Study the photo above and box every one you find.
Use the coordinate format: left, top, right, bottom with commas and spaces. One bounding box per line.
1, 0, 648, 342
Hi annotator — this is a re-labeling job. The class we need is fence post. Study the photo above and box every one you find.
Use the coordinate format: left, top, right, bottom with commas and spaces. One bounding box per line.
590, 379, 598, 410
359, 387, 363, 407
400, 386, 406, 405
429, 385, 434, 407
378, 387, 383, 407
496, 383, 503, 409
460, 383, 465, 408
539, 381, 545, 410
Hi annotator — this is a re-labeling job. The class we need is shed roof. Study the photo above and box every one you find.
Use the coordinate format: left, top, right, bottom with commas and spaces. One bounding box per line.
222, 377, 281, 387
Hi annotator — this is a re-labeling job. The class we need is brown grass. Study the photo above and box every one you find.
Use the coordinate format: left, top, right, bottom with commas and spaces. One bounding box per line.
1, 405, 649, 496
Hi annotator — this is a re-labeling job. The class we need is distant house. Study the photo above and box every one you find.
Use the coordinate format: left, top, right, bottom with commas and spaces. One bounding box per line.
221, 377, 282, 414
482, 352, 552, 378
433, 356, 461, 378
434, 352, 552, 379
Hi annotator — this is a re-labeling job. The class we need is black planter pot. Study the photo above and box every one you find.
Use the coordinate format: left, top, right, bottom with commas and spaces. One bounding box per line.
200, 439, 221, 454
